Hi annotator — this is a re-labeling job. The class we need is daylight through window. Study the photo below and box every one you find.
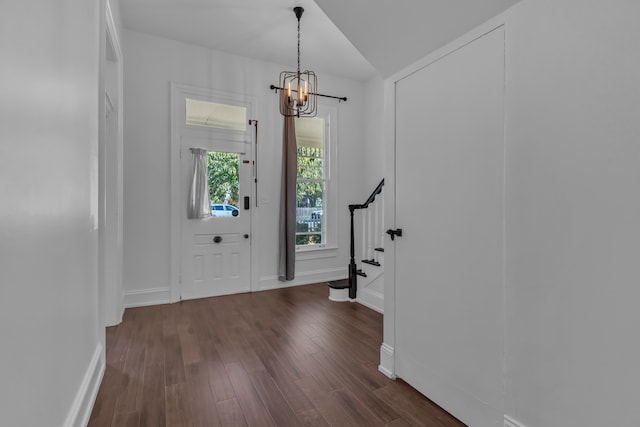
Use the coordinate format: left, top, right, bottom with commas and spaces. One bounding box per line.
185, 98, 246, 131
295, 117, 326, 247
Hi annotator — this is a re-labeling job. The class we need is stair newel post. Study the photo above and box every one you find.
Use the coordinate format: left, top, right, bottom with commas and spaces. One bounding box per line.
348, 204, 358, 299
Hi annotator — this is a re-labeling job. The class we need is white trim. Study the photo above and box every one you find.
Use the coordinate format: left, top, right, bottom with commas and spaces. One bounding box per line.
295, 103, 339, 252
257, 267, 347, 292
378, 343, 395, 379
504, 415, 526, 427
105, 90, 114, 116
170, 82, 257, 302
296, 247, 338, 260
359, 262, 384, 284
100, 0, 124, 327
63, 344, 105, 427
382, 8, 512, 404
396, 353, 502, 427
123, 287, 171, 308
382, 66, 397, 375
105, 1, 122, 61
356, 288, 383, 313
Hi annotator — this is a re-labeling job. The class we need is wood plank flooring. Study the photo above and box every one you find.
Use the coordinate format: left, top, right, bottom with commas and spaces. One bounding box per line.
88, 283, 464, 427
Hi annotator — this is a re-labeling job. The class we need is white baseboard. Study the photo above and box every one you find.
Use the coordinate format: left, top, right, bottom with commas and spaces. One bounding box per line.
359, 263, 384, 287
257, 267, 347, 291
378, 343, 396, 379
396, 354, 502, 427
505, 415, 526, 427
63, 344, 105, 427
123, 287, 171, 308
357, 288, 384, 313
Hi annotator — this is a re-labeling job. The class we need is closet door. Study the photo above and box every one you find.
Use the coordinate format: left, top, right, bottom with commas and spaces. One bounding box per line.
394, 27, 505, 427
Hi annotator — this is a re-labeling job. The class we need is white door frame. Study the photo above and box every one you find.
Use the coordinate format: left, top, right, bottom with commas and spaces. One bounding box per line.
379, 16, 507, 379
99, 0, 124, 328
170, 83, 257, 302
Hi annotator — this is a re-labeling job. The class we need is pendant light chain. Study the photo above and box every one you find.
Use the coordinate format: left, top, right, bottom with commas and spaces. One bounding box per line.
297, 15, 301, 76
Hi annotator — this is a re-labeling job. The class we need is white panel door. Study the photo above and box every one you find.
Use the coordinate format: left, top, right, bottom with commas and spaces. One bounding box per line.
394, 28, 505, 427
180, 137, 252, 300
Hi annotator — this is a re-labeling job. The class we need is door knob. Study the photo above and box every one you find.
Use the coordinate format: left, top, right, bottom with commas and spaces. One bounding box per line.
244, 234, 249, 239
386, 228, 403, 241
213, 236, 222, 243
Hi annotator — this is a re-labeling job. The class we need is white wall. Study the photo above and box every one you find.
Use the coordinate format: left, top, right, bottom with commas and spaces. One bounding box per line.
122, 30, 367, 304
364, 75, 385, 187
0, 0, 103, 426
504, 0, 640, 426
382, 0, 640, 426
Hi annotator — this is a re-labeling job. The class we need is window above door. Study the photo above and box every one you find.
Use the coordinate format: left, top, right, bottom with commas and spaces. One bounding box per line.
185, 98, 247, 131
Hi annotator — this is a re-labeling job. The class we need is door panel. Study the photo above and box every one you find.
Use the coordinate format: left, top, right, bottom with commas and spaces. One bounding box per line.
181, 137, 252, 300
394, 28, 505, 427
185, 232, 249, 299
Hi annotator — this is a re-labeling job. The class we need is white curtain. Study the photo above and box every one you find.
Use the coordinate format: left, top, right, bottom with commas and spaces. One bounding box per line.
187, 148, 211, 219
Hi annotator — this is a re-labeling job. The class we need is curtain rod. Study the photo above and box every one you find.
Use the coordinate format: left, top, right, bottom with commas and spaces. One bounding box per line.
269, 85, 347, 102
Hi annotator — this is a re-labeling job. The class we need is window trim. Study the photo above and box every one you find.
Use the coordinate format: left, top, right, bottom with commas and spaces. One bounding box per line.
295, 104, 338, 253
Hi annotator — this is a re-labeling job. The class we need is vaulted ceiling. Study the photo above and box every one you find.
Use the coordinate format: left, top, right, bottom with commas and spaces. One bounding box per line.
315, 0, 522, 78
119, 0, 522, 81
119, 0, 376, 81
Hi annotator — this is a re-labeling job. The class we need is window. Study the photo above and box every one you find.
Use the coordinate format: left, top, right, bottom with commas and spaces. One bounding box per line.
295, 114, 331, 249
185, 98, 246, 131
207, 151, 240, 218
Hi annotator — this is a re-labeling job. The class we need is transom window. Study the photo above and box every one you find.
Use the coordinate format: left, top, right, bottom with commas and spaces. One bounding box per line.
185, 98, 246, 131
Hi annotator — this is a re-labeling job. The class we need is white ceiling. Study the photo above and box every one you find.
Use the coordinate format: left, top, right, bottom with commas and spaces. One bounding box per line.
119, 0, 377, 81
119, 0, 523, 82
315, 0, 522, 78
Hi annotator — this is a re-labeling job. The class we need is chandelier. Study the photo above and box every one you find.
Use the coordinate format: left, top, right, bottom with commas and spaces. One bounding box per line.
279, 6, 317, 117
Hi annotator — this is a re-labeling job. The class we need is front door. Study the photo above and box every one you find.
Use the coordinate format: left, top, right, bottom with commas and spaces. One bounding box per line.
180, 137, 252, 300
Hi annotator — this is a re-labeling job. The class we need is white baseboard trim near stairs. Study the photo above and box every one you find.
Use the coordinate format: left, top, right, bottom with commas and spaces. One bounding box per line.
258, 267, 347, 292
357, 288, 383, 313
378, 343, 396, 379
123, 287, 171, 308
504, 415, 526, 427
63, 344, 105, 427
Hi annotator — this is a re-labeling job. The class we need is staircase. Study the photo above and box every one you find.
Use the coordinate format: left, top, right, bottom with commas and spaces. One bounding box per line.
329, 179, 385, 311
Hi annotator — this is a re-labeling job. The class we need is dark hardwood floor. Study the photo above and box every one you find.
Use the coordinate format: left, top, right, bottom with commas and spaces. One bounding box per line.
88, 283, 464, 426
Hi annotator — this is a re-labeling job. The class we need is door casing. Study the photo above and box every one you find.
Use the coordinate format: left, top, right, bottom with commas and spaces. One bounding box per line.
170, 83, 257, 302
381, 19, 508, 427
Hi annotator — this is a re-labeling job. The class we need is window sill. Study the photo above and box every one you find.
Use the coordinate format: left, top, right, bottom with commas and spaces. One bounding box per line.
295, 245, 338, 260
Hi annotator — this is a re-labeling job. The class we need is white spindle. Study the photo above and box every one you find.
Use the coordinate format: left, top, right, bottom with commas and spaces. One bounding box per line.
361, 209, 367, 261
367, 206, 372, 260
375, 195, 379, 262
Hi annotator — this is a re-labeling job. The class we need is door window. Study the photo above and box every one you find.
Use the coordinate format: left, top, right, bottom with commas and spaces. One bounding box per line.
207, 151, 240, 218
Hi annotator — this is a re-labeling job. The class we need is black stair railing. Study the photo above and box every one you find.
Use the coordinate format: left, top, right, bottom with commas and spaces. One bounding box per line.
348, 178, 384, 299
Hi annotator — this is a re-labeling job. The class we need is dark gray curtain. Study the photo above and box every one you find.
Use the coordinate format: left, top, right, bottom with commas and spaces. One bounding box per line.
278, 91, 297, 281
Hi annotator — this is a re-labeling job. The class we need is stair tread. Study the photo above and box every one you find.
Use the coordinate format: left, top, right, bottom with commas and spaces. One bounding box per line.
374, 247, 384, 252
356, 269, 367, 277
362, 259, 381, 267
328, 279, 350, 289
